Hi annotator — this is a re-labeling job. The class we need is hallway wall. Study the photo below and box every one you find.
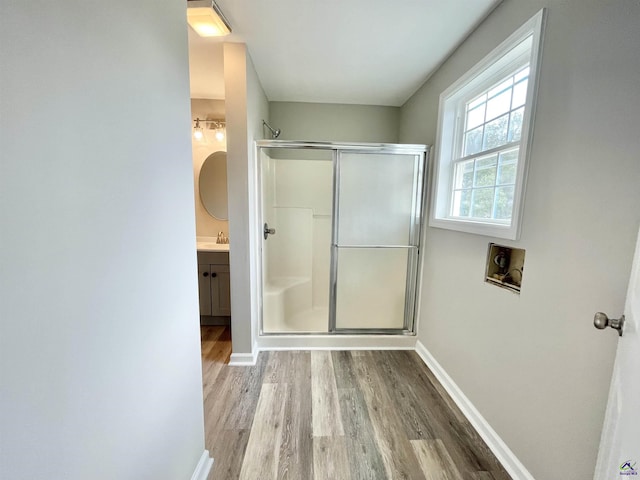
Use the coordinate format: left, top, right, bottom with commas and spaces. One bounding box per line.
224, 43, 270, 356
0, 1, 207, 478
400, 0, 640, 478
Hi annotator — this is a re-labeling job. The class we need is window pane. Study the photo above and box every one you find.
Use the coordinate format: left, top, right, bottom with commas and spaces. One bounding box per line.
488, 77, 513, 98
466, 103, 485, 131
497, 149, 518, 185
483, 114, 508, 150
486, 89, 512, 121
454, 159, 474, 189
514, 66, 530, 82
452, 189, 472, 217
474, 155, 497, 187
468, 94, 486, 110
494, 186, 515, 219
508, 107, 524, 142
471, 188, 494, 218
464, 126, 483, 156
512, 79, 528, 109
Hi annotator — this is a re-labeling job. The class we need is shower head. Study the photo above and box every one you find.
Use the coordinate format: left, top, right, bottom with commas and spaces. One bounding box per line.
262, 120, 281, 139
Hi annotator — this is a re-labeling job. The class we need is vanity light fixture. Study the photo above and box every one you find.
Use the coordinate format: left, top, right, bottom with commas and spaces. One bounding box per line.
187, 0, 231, 37
193, 118, 226, 142
193, 118, 204, 140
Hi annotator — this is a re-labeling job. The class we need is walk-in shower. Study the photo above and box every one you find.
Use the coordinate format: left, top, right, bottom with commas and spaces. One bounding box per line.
257, 140, 428, 335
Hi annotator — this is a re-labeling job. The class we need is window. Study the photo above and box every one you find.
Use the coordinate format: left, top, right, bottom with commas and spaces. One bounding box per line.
430, 10, 546, 240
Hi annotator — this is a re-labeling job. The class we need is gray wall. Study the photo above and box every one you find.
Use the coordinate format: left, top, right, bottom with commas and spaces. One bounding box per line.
269, 101, 400, 143
0, 1, 207, 478
225, 43, 270, 356
246, 52, 272, 353
400, 0, 640, 478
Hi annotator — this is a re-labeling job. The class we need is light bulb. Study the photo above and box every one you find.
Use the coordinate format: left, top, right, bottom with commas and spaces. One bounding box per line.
215, 129, 225, 142
193, 127, 204, 140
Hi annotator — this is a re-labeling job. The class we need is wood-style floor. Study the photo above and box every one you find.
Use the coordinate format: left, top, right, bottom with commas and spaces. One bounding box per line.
200, 326, 511, 480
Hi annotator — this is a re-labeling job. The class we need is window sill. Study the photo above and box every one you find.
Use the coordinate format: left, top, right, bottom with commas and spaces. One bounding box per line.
429, 216, 519, 240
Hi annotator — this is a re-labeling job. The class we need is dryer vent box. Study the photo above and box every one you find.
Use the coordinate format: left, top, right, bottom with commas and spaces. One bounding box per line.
485, 243, 525, 294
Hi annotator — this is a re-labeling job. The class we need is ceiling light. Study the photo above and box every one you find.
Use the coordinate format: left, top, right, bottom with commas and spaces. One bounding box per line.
187, 0, 231, 37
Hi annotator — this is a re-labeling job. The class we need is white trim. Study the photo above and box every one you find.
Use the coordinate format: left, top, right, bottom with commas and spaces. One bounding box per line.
190, 450, 213, 480
258, 334, 417, 351
429, 9, 547, 241
229, 349, 259, 366
415, 341, 536, 480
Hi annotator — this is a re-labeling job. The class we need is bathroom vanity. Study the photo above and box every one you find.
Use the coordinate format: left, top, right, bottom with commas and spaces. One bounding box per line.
197, 240, 231, 324
195, 147, 231, 325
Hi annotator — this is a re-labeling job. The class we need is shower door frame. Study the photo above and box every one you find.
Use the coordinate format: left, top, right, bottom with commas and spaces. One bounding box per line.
256, 140, 429, 336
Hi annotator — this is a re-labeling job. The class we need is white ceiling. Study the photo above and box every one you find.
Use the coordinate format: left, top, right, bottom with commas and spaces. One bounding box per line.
188, 0, 501, 106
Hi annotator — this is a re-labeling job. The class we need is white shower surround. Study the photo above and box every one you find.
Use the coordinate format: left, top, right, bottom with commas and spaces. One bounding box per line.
258, 142, 428, 345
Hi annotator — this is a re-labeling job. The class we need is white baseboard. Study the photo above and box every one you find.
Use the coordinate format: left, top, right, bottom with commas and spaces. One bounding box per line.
190, 450, 213, 480
229, 349, 259, 366
414, 341, 535, 480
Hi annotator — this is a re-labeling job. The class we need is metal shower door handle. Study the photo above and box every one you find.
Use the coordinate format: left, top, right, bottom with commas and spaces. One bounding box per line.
593, 312, 625, 336
263, 223, 276, 240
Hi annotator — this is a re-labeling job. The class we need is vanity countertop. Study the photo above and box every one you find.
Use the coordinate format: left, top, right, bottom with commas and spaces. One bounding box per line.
196, 236, 230, 252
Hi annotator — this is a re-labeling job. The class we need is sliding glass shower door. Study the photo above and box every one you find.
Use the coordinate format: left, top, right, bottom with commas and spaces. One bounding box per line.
331, 151, 424, 331
257, 141, 427, 335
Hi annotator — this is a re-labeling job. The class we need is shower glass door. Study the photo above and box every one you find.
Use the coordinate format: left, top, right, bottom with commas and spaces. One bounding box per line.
331, 151, 424, 332
260, 147, 334, 333
257, 141, 427, 335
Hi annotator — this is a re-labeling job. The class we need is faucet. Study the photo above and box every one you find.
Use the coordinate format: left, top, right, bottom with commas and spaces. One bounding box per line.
216, 232, 229, 244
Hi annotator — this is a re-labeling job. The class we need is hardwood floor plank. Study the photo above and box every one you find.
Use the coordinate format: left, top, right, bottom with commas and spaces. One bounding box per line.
406, 351, 467, 424
223, 352, 269, 430
377, 351, 510, 478
311, 351, 344, 437
204, 366, 244, 447
372, 351, 438, 441
313, 436, 351, 480
339, 387, 388, 480
468, 472, 497, 480
410, 439, 464, 480
275, 352, 314, 480
202, 330, 232, 401
263, 350, 297, 384
353, 354, 426, 480
209, 429, 250, 480
332, 351, 359, 389
238, 383, 287, 480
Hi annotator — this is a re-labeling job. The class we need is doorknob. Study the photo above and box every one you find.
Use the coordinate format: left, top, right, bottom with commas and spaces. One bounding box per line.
593, 312, 625, 336
263, 223, 276, 240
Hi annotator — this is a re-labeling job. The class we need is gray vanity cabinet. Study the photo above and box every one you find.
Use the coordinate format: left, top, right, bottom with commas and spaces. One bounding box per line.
197, 251, 231, 319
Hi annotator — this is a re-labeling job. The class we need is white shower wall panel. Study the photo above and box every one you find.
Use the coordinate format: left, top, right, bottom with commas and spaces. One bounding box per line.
268, 207, 313, 279
312, 216, 331, 309
274, 159, 333, 215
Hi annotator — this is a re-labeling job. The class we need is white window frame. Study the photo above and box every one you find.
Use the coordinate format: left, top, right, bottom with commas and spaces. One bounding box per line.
429, 9, 546, 240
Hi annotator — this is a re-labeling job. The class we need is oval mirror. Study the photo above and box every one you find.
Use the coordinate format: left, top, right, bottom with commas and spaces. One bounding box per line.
199, 151, 228, 220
